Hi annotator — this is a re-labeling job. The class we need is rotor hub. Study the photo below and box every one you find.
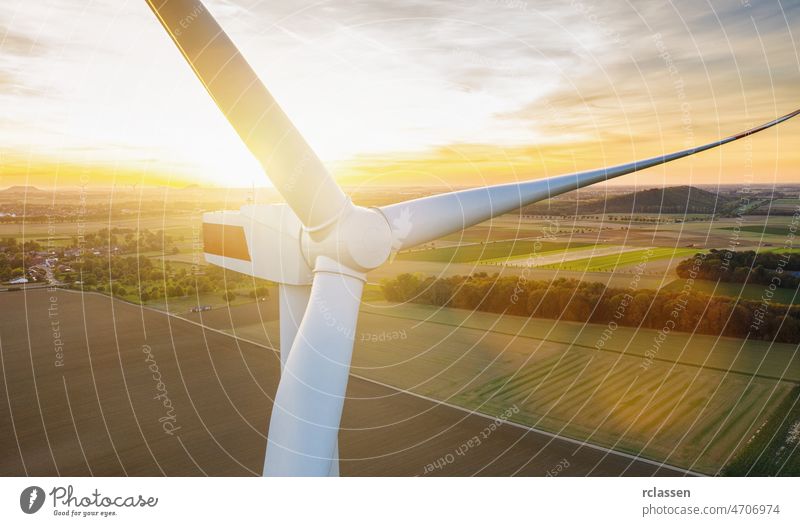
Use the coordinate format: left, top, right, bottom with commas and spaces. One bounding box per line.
301, 204, 393, 276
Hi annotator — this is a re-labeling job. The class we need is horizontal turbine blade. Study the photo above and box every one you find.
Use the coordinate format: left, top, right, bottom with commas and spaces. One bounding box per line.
380, 108, 800, 250
146, 0, 349, 229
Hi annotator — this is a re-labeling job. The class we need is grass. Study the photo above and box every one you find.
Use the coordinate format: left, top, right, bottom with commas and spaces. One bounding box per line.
662, 279, 800, 305
722, 225, 794, 236
762, 247, 800, 255
396, 240, 589, 263
535, 247, 699, 272
477, 244, 612, 265
143, 290, 268, 313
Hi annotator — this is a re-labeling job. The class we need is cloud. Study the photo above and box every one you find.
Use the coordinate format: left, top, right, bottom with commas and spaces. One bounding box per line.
0, 0, 796, 187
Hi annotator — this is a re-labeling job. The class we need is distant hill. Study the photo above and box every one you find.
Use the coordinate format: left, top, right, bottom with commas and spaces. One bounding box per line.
0, 185, 47, 194
523, 186, 733, 215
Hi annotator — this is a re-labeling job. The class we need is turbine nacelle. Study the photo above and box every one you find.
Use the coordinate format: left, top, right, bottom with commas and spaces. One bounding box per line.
202, 203, 392, 285
203, 202, 392, 285
202, 204, 312, 285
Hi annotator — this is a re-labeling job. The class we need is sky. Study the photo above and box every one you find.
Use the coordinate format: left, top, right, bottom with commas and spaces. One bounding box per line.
0, 0, 798, 189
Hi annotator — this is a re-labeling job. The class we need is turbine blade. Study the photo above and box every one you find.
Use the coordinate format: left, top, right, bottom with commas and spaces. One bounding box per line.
277, 283, 339, 476
379, 108, 800, 250
278, 284, 311, 371
145, 0, 350, 229
264, 258, 363, 476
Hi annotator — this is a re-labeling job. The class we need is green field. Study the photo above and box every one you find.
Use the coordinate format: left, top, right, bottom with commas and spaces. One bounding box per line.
357, 304, 798, 474
477, 244, 612, 265
724, 385, 800, 476
396, 240, 589, 263
535, 247, 699, 272
722, 225, 793, 236
763, 247, 800, 255
662, 279, 800, 305
211, 300, 800, 474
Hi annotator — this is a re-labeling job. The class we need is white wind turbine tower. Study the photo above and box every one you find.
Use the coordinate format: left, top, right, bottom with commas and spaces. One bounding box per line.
146, 0, 799, 476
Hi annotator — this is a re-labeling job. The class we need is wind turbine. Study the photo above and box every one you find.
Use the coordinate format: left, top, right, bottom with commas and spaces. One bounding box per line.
146, 0, 799, 476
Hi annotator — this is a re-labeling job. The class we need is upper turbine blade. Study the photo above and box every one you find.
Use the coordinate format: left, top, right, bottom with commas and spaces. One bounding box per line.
146, 0, 349, 229
380, 108, 800, 251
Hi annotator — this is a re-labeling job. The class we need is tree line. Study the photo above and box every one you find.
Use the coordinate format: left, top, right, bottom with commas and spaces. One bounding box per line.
677, 249, 800, 288
381, 273, 800, 343
66, 253, 270, 303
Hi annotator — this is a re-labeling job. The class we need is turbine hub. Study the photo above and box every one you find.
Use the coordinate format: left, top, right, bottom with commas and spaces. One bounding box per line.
301, 205, 392, 275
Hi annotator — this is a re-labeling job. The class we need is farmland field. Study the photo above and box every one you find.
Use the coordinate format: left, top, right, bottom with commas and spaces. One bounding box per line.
396, 240, 590, 263
753, 199, 800, 214
478, 244, 615, 266
724, 385, 800, 476
662, 279, 800, 305
721, 225, 794, 236
0, 289, 680, 476
369, 257, 672, 290
767, 247, 800, 254
203, 300, 800, 474
0, 215, 198, 240
535, 247, 700, 272
7, 185, 800, 476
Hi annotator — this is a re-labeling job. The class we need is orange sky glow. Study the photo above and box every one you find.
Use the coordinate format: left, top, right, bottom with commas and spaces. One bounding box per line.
1, 1, 798, 189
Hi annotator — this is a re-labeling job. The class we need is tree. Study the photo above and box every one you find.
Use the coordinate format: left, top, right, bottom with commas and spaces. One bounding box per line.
223, 291, 236, 303
249, 286, 270, 299
167, 285, 185, 297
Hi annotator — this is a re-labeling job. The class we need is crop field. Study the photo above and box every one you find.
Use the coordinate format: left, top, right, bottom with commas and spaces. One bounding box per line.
205, 300, 799, 474
397, 240, 590, 263
368, 257, 672, 290
535, 247, 699, 272
0, 289, 680, 476
771, 198, 800, 206
437, 218, 601, 243
8, 188, 800, 476
724, 385, 800, 476
753, 199, 800, 214
478, 244, 614, 266
662, 279, 800, 305
143, 290, 267, 313
0, 215, 197, 239
438, 224, 553, 243
721, 225, 795, 236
